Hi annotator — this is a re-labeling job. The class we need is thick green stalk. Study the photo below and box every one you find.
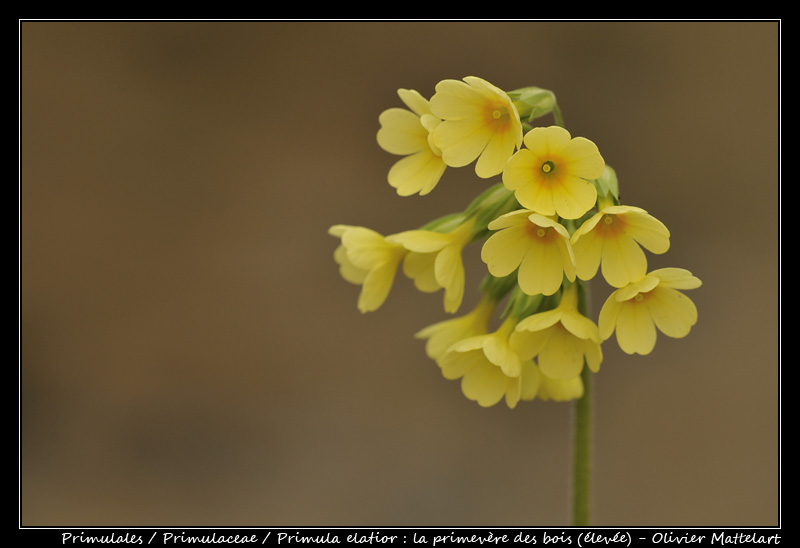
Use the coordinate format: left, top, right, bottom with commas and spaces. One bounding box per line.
572, 280, 593, 526
572, 364, 592, 526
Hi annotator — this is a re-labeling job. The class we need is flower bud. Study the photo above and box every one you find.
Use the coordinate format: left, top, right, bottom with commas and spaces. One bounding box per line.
509, 86, 557, 122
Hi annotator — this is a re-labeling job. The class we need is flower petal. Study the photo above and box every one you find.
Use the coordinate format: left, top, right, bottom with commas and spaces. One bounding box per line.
537, 372, 584, 401
646, 286, 698, 339
537, 324, 585, 379
389, 230, 450, 253
508, 328, 550, 361
600, 233, 648, 288
387, 150, 446, 196
461, 361, 507, 407
561, 310, 601, 343
341, 227, 402, 269
402, 251, 440, 293
523, 125, 571, 152
358, 258, 401, 313
598, 292, 622, 341
552, 174, 598, 220
397, 88, 432, 117
614, 300, 657, 355
334, 244, 367, 285
483, 334, 522, 378
652, 268, 702, 290
435, 245, 466, 313
572, 225, 604, 281
519, 361, 542, 401
440, 347, 484, 380
377, 108, 429, 155
518, 236, 566, 296
481, 225, 530, 277
562, 136, 606, 180
475, 122, 518, 178
621, 209, 671, 254
433, 117, 489, 168
515, 308, 563, 333
429, 78, 485, 119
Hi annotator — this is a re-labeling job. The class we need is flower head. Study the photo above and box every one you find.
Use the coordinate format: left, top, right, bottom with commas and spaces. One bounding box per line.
377, 89, 447, 196
599, 268, 702, 355
503, 126, 605, 219
439, 317, 535, 408
510, 283, 602, 379
329, 225, 407, 313
481, 210, 575, 296
429, 76, 523, 179
571, 204, 670, 288
388, 217, 476, 313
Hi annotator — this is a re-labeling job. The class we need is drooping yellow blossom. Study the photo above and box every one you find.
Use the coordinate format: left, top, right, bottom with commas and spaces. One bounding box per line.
536, 367, 585, 401
429, 76, 523, 179
571, 200, 670, 288
377, 89, 447, 196
481, 210, 576, 296
439, 317, 535, 408
503, 126, 605, 219
510, 283, 602, 380
329, 225, 407, 313
414, 294, 497, 362
388, 217, 476, 313
517, 363, 585, 403
599, 268, 702, 355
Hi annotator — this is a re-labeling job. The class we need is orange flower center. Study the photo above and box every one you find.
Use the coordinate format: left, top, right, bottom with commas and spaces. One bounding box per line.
533, 155, 566, 187
596, 213, 627, 237
485, 101, 511, 130
524, 222, 555, 242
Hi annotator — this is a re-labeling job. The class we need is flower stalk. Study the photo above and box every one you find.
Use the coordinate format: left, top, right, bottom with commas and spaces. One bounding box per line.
572, 279, 593, 526
573, 363, 593, 526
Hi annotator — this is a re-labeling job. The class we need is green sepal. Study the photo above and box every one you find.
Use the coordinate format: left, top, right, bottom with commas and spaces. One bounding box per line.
479, 272, 519, 303
462, 183, 520, 242
503, 287, 545, 320
592, 165, 620, 204
508, 86, 557, 123
417, 212, 467, 233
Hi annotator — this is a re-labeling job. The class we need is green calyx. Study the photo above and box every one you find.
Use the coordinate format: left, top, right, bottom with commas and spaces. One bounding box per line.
593, 165, 620, 204
509, 86, 558, 123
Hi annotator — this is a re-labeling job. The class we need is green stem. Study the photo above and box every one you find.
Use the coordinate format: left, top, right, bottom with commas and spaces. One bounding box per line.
572, 280, 593, 526
572, 364, 592, 526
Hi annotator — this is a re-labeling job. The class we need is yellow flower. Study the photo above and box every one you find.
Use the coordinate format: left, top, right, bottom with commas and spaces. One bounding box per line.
537, 370, 584, 401
377, 88, 447, 196
481, 210, 576, 296
329, 224, 407, 313
571, 204, 671, 288
518, 363, 585, 403
503, 126, 605, 219
599, 268, 702, 355
388, 217, 476, 313
429, 76, 523, 179
414, 294, 496, 362
439, 317, 536, 408
510, 283, 602, 380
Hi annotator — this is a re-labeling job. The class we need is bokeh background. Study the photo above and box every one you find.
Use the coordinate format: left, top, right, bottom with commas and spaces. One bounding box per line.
20, 21, 780, 527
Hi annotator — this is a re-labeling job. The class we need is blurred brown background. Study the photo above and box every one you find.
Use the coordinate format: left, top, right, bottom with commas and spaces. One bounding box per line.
20, 21, 780, 527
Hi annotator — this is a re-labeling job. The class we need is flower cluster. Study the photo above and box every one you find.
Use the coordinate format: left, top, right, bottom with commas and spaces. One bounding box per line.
330, 76, 702, 408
